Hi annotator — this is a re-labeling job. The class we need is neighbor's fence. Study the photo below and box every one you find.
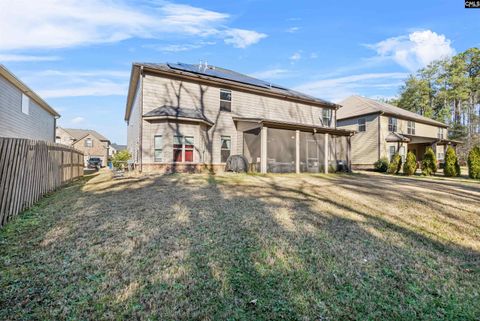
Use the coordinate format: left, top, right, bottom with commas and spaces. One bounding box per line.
0, 137, 84, 227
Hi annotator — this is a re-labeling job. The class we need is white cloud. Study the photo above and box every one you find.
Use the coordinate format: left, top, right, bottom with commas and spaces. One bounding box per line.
310, 53, 318, 59
21, 69, 128, 98
71, 116, 85, 124
0, 54, 60, 62
149, 41, 216, 52
290, 52, 302, 61
224, 29, 267, 48
286, 27, 300, 33
367, 30, 455, 71
294, 72, 408, 102
0, 0, 266, 51
249, 69, 290, 80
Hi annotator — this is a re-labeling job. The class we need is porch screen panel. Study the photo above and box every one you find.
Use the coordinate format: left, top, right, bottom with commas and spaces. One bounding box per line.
267, 128, 296, 173
300, 132, 325, 173
243, 127, 261, 172
334, 136, 348, 172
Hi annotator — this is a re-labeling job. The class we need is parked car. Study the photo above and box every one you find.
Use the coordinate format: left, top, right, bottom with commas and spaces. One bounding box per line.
87, 157, 102, 169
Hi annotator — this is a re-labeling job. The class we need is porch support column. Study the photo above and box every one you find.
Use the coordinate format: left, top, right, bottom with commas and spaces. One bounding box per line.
260, 126, 267, 173
324, 133, 329, 174
347, 135, 352, 172
295, 130, 300, 173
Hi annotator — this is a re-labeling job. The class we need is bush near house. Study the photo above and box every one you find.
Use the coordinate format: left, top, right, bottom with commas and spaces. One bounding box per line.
374, 157, 389, 172
468, 146, 480, 179
387, 153, 402, 174
444, 147, 461, 177
403, 151, 417, 176
111, 150, 132, 170
421, 147, 437, 176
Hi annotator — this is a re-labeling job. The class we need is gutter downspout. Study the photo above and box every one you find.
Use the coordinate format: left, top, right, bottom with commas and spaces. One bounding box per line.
377, 112, 384, 160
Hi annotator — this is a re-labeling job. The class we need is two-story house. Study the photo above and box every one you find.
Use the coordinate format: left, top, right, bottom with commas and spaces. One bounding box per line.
0, 65, 60, 142
56, 127, 110, 167
125, 62, 354, 173
337, 95, 459, 169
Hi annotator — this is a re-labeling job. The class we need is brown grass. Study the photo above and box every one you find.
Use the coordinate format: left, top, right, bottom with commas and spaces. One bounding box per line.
0, 170, 479, 320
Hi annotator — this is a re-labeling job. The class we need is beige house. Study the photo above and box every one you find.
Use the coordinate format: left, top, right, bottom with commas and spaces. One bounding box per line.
0, 65, 60, 142
56, 127, 110, 167
125, 62, 354, 173
337, 96, 459, 169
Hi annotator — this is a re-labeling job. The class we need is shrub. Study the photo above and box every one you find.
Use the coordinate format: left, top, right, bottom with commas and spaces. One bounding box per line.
387, 153, 402, 174
403, 151, 417, 176
374, 157, 389, 172
444, 146, 460, 177
421, 147, 437, 176
468, 145, 480, 179
112, 150, 132, 170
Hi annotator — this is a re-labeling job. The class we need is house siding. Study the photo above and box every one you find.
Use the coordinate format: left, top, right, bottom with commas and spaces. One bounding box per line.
0, 73, 55, 142
140, 73, 335, 165
127, 76, 143, 164
73, 134, 109, 166
337, 114, 379, 166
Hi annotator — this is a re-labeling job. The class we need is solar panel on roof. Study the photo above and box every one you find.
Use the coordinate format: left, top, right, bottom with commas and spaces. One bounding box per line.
167, 62, 273, 89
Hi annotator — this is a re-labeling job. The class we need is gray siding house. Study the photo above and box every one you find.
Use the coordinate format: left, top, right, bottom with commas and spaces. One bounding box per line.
0, 65, 59, 142
125, 62, 354, 173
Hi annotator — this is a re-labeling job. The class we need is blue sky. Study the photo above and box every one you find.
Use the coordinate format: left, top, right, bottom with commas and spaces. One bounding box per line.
1, 0, 478, 144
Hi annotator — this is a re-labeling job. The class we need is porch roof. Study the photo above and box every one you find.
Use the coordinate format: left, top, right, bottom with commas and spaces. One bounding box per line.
385, 132, 410, 142
143, 105, 214, 126
402, 134, 462, 145
232, 116, 355, 136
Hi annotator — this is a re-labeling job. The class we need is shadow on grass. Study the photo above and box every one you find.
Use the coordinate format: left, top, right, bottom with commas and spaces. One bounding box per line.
0, 171, 479, 320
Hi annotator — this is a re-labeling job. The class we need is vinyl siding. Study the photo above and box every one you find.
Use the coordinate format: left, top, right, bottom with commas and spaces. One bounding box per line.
140, 73, 335, 165
73, 134, 109, 166
127, 76, 143, 163
337, 114, 378, 166
0, 73, 55, 141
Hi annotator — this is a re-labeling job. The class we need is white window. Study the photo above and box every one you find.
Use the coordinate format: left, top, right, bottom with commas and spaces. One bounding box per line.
399, 146, 406, 163
389, 146, 396, 161
322, 109, 332, 127
407, 121, 415, 135
21, 93, 29, 115
85, 138, 93, 147
173, 135, 194, 163
437, 128, 444, 139
220, 136, 231, 163
438, 152, 444, 160
358, 118, 366, 132
388, 117, 397, 132
220, 89, 232, 112
154, 135, 162, 162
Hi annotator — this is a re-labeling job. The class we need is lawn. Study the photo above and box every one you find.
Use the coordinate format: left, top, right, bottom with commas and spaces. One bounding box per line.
0, 171, 479, 320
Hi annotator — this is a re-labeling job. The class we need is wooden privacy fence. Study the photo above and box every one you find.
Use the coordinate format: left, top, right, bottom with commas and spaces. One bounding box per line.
0, 137, 84, 227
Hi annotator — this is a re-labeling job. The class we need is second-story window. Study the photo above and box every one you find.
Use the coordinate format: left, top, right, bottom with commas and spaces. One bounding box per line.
358, 118, 366, 132
220, 89, 232, 112
322, 108, 332, 127
437, 128, 444, 139
85, 138, 93, 147
407, 121, 415, 135
388, 117, 397, 132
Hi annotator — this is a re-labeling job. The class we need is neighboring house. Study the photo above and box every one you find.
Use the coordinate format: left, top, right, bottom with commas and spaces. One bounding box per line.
109, 143, 127, 157
125, 62, 354, 173
0, 65, 60, 142
337, 95, 459, 169
56, 127, 110, 167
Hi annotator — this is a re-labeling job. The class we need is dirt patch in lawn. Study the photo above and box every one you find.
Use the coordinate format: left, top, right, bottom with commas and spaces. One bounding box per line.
1, 170, 479, 320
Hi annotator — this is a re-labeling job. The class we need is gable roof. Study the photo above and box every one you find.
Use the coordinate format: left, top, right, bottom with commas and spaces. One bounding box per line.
111, 143, 127, 151
143, 105, 214, 126
62, 128, 110, 142
337, 95, 447, 128
0, 65, 60, 117
125, 62, 339, 121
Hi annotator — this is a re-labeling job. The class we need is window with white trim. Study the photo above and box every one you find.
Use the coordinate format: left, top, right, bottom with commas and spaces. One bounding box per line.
220, 136, 231, 163
388, 117, 397, 132
322, 108, 332, 127
389, 146, 396, 161
437, 128, 444, 139
21, 93, 29, 115
437, 152, 444, 160
358, 118, 366, 132
407, 121, 415, 135
220, 89, 232, 112
154, 135, 162, 162
173, 135, 194, 163
85, 138, 93, 147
